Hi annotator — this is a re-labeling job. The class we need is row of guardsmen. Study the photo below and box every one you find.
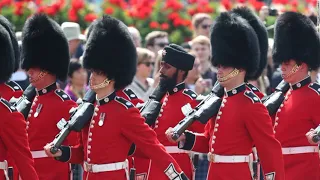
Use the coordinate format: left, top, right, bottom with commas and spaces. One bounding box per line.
0, 6, 320, 180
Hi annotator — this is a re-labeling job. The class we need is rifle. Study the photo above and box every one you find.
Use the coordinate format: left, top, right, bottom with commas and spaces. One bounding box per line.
50, 89, 96, 154
139, 84, 168, 126
171, 82, 224, 141
10, 84, 36, 119
262, 80, 290, 115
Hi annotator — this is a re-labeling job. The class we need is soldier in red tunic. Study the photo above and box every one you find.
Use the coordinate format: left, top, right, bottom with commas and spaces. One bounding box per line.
84, 21, 144, 107
166, 12, 285, 180
272, 12, 320, 180
0, 15, 23, 101
0, 23, 39, 180
0, 15, 26, 180
20, 14, 78, 179
131, 44, 204, 180
44, 15, 188, 180
231, 7, 269, 100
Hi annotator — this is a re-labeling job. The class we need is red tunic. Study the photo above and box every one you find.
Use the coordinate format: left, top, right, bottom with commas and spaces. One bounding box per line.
180, 84, 285, 180
274, 77, 320, 180
57, 91, 184, 180
26, 83, 77, 180
133, 83, 205, 180
0, 81, 23, 101
0, 81, 24, 180
0, 98, 39, 180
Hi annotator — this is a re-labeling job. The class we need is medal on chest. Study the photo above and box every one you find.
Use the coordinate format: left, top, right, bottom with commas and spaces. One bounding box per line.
98, 113, 106, 127
34, 103, 43, 118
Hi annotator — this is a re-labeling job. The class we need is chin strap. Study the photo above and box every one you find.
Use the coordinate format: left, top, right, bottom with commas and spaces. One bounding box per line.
90, 78, 111, 90
217, 68, 240, 82
30, 70, 48, 83
281, 64, 301, 79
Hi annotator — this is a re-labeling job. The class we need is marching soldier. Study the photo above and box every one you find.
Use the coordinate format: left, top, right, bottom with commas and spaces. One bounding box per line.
231, 8, 269, 100
166, 12, 285, 180
0, 23, 38, 180
0, 15, 25, 180
132, 44, 205, 180
272, 12, 320, 179
20, 14, 78, 179
44, 15, 188, 180
231, 7, 270, 179
0, 15, 23, 101
84, 21, 144, 107
0, 15, 40, 180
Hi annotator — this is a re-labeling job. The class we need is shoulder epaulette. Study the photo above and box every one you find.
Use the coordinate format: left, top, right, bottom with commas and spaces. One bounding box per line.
244, 91, 261, 103
123, 88, 138, 100
115, 96, 134, 109
182, 89, 197, 100
0, 98, 17, 112
5, 81, 22, 91
308, 83, 320, 95
54, 89, 71, 101
246, 83, 261, 92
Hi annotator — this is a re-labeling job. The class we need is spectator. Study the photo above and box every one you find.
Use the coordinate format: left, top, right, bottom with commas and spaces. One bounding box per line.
181, 13, 212, 50
185, 51, 201, 91
128, 26, 142, 47
60, 22, 86, 89
145, 31, 169, 58
61, 22, 85, 60
185, 51, 210, 95
310, 68, 320, 83
128, 47, 156, 101
259, 6, 269, 25
10, 31, 29, 89
191, 35, 216, 87
64, 60, 88, 102
271, 66, 283, 93
191, 13, 212, 38
152, 50, 163, 86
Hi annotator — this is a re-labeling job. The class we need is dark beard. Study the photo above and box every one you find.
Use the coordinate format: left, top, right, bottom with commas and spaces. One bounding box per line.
159, 71, 178, 92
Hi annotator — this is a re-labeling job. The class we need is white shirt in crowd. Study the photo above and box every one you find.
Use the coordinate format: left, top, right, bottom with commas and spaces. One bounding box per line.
128, 76, 155, 101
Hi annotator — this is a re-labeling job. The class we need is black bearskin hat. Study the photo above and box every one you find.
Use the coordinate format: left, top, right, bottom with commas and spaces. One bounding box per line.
231, 7, 268, 80
0, 24, 14, 83
273, 12, 320, 70
85, 20, 97, 40
21, 14, 70, 81
211, 12, 260, 78
308, 14, 317, 25
0, 15, 20, 72
83, 15, 136, 89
